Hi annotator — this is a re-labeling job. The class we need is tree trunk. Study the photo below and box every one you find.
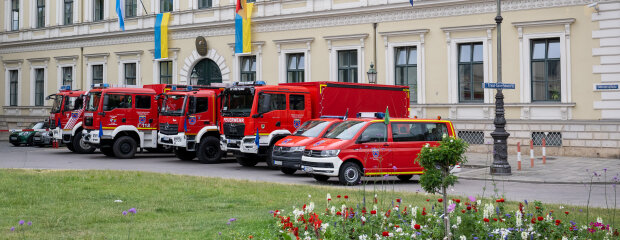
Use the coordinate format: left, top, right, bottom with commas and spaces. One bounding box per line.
442, 169, 452, 240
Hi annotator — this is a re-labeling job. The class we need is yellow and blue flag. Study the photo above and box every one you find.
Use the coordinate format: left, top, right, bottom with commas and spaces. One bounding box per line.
235, 0, 254, 53
154, 12, 171, 59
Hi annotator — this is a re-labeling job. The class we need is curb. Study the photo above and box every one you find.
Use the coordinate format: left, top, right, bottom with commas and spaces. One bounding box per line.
457, 176, 615, 185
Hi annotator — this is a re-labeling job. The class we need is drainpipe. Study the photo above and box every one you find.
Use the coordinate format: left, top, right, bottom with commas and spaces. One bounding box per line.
373, 23, 377, 74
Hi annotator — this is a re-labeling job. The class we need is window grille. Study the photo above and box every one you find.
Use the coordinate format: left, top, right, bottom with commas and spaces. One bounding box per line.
458, 131, 484, 145
532, 132, 562, 146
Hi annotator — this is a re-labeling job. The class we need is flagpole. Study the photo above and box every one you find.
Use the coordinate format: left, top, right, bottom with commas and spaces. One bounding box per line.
138, 0, 149, 15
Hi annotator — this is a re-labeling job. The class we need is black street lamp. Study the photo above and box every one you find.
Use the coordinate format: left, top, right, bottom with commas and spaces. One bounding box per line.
190, 69, 199, 85
490, 0, 512, 175
367, 62, 377, 84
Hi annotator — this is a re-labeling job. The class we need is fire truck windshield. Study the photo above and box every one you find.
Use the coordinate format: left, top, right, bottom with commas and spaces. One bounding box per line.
293, 120, 330, 137
161, 95, 186, 116
323, 121, 366, 140
86, 92, 102, 111
50, 95, 63, 113
222, 91, 253, 117
63, 96, 82, 112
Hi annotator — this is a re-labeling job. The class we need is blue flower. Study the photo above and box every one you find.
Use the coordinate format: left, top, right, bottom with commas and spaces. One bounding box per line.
505, 214, 512, 218
524, 199, 528, 205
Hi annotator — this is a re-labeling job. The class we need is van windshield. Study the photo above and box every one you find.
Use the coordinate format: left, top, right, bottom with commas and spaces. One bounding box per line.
323, 121, 366, 140
161, 95, 186, 116
86, 92, 102, 111
50, 95, 62, 113
293, 120, 330, 137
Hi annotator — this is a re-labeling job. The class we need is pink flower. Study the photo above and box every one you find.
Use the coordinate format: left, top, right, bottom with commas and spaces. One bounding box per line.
447, 203, 456, 213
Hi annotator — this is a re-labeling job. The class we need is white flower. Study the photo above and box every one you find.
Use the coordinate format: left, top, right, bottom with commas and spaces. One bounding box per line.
561, 237, 568, 240
559, 205, 564, 209
412, 206, 418, 216
327, 193, 331, 200
396, 227, 403, 233
341, 204, 347, 212
459, 236, 466, 240
361, 216, 366, 222
597, 217, 603, 224
373, 205, 378, 211
521, 231, 528, 240
330, 206, 336, 215
450, 139, 454, 143
114, 200, 123, 203
515, 211, 523, 227
411, 219, 416, 229
308, 194, 311, 198
442, 133, 447, 138
359, 234, 368, 240
304, 237, 311, 240
388, 232, 394, 237
456, 216, 462, 225
306, 202, 315, 213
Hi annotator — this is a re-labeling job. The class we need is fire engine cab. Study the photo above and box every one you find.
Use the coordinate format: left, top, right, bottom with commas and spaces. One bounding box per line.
82, 84, 166, 158
158, 85, 225, 163
220, 81, 410, 168
47, 86, 94, 154
301, 113, 456, 185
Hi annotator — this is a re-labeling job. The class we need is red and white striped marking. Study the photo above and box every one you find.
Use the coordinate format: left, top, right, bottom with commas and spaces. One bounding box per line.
517, 142, 522, 171
530, 139, 534, 168
542, 138, 546, 165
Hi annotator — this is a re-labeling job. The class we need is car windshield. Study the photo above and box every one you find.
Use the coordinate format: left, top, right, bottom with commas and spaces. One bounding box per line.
222, 90, 253, 117
161, 95, 186, 116
50, 95, 62, 113
294, 120, 331, 137
323, 121, 366, 140
86, 92, 102, 111
29, 122, 44, 129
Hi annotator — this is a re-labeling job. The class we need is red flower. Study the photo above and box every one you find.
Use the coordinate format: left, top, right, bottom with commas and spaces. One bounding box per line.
336, 211, 342, 216
414, 224, 421, 230
531, 218, 536, 224
461, 209, 466, 213
493, 218, 498, 222
555, 219, 561, 226
396, 198, 401, 203
249, 236, 253, 239
327, 198, 331, 201
495, 198, 505, 203
382, 231, 389, 237
483, 218, 489, 222
466, 206, 471, 210
337, 195, 341, 198
344, 195, 348, 199
455, 199, 461, 203
302, 204, 306, 210
538, 216, 544, 221
564, 211, 569, 215
426, 199, 430, 202
395, 225, 399, 228
370, 210, 377, 215
438, 198, 443, 203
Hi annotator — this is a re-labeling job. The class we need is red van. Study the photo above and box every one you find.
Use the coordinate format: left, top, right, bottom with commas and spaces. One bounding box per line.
272, 118, 342, 175
300, 114, 456, 185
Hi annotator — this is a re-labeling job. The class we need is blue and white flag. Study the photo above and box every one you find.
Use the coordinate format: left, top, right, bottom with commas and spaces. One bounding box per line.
409, 0, 414, 6
116, 0, 126, 31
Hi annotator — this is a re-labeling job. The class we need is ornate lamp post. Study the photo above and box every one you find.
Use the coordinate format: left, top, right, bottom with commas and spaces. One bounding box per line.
190, 70, 199, 85
367, 62, 377, 84
490, 0, 511, 175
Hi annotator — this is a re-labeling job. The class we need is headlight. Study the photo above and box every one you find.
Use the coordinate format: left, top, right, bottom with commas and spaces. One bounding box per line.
320, 149, 340, 157
290, 146, 305, 152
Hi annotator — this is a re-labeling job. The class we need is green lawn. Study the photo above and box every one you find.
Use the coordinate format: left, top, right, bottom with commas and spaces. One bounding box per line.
0, 169, 616, 239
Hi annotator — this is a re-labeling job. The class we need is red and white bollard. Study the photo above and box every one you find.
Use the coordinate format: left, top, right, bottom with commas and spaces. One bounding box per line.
517, 142, 522, 171
530, 139, 534, 168
542, 138, 546, 165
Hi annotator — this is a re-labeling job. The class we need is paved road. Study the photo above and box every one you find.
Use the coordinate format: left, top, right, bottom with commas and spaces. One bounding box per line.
1, 143, 617, 208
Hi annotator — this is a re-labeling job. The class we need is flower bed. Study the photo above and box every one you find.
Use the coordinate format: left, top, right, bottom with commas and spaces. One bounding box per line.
270, 194, 618, 239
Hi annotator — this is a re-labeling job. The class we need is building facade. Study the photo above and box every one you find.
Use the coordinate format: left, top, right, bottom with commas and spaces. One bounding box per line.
1, 0, 619, 157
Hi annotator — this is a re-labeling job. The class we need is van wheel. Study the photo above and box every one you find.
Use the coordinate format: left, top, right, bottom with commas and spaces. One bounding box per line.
112, 136, 137, 159
338, 162, 362, 186
397, 175, 413, 181
236, 156, 258, 167
197, 136, 222, 164
263, 145, 279, 170
313, 174, 330, 182
174, 148, 196, 161
100, 147, 115, 157
281, 168, 297, 175
73, 131, 96, 154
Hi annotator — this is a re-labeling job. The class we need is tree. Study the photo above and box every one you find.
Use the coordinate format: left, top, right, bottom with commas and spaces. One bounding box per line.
416, 136, 468, 239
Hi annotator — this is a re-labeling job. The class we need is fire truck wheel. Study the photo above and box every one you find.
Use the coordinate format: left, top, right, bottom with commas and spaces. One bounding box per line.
338, 162, 362, 186
112, 136, 137, 159
197, 136, 222, 164
174, 148, 195, 161
397, 175, 414, 181
236, 156, 258, 167
280, 167, 297, 175
73, 131, 96, 154
100, 147, 115, 157
313, 174, 330, 182
66, 141, 76, 152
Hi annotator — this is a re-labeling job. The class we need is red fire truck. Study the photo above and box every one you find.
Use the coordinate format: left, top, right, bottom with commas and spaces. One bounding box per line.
220, 81, 410, 168
157, 85, 225, 163
82, 84, 168, 159
48, 86, 95, 153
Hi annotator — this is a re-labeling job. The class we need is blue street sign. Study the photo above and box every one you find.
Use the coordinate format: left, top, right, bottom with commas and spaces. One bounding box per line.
595, 84, 619, 90
483, 82, 515, 89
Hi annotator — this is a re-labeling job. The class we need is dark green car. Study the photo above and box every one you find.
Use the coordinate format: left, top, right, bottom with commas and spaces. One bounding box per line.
9, 122, 49, 146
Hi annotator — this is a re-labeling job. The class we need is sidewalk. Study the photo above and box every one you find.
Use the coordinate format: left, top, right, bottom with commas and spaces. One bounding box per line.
457, 151, 620, 184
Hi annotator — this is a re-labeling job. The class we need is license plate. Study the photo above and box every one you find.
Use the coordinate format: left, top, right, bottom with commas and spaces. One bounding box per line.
162, 136, 169, 141
10, 137, 17, 140
274, 160, 282, 166
227, 139, 239, 144
34, 137, 41, 140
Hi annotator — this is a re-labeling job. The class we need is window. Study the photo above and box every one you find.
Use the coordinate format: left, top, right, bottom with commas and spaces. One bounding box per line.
94, 0, 104, 22
161, 0, 173, 12
198, 0, 212, 9
358, 123, 387, 143
391, 122, 449, 142
36, 0, 45, 28
188, 97, 209, 114
103, 94, 132, 111
64, 96, 82, 111
395, 46, 417, 103
124, 63, 136, 85
34, 69, 44, 106
62, 66, 72, 86
240, 56, 256, 82
531, 38, 561, 102
458, 43, 484, 102
92, 65, 103, 84
11, 0, 19, 31
338, 50, 357, 83
257, 93, 286, 113
9, 70, 18, 106
287, 53, 304, 83
532, 132, 562, 146
64, 0, 73, 24
159, 61, 172, 84
135, 95, 151, 109
125, 0, 137, 18
289, 94, 304, 110
246, 0, 255, 2
457, 131, 484, 145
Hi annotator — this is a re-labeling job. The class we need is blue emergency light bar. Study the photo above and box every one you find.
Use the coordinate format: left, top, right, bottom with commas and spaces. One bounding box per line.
356, 112, 384, 119
59, 85, 72, 91
92, 83, 110, 88
233, 81, 266, 86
